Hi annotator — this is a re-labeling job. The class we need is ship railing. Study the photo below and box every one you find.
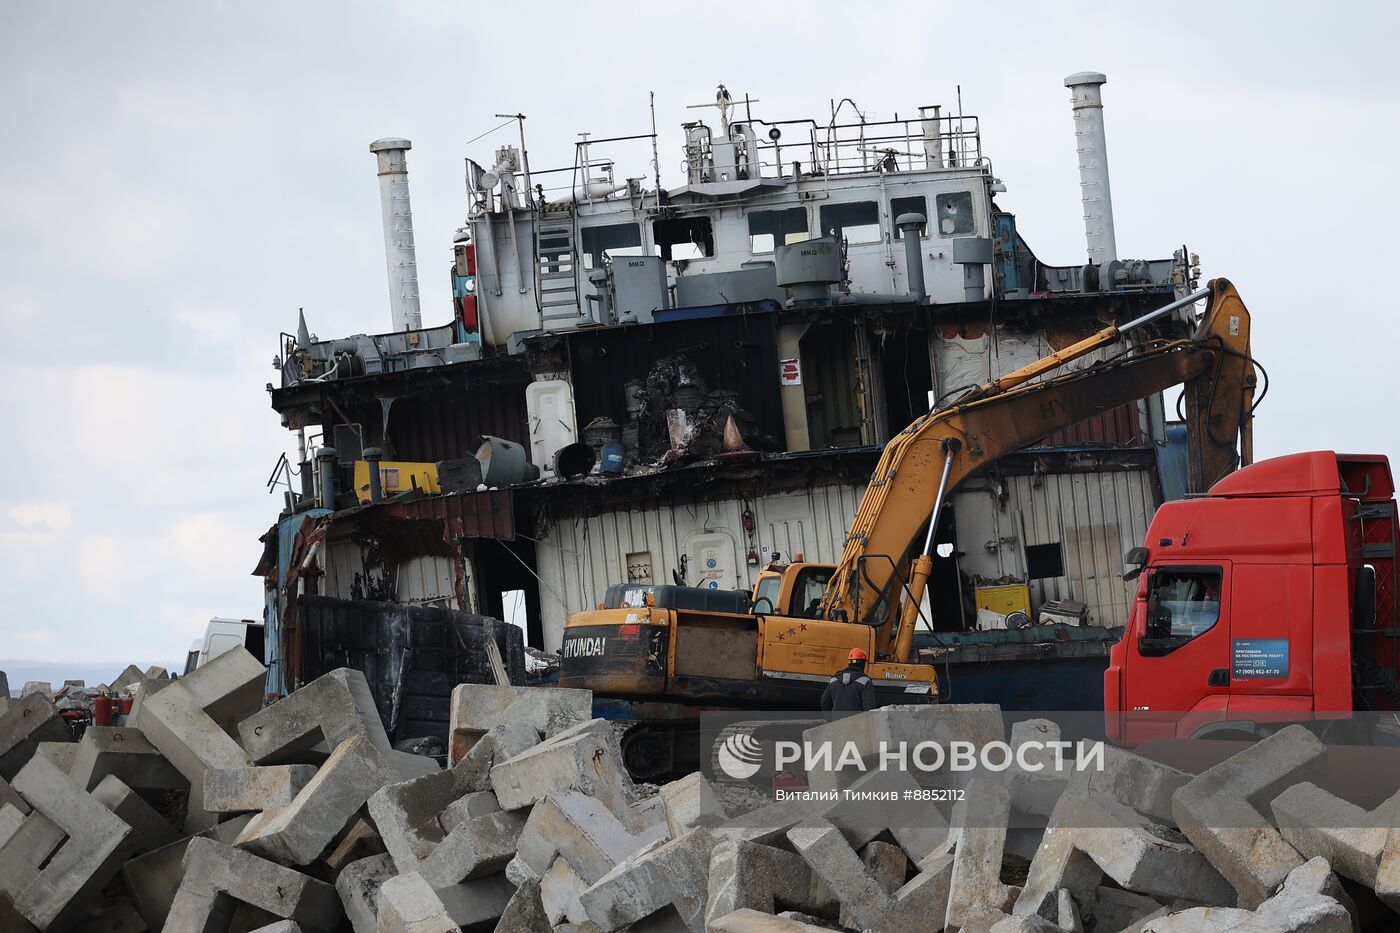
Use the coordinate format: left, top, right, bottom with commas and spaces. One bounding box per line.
818, 112, 980, 176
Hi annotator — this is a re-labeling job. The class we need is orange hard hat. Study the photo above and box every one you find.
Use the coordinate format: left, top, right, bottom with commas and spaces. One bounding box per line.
847, 648, 868, 661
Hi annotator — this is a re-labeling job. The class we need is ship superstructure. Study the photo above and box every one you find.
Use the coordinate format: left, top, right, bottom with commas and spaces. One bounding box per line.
258, 72, 1204, 724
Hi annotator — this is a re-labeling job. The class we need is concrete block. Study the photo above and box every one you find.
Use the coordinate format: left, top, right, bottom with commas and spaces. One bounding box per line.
1142, 857, 1351, 933
708, 909, 833, 932
1172, 725, 1325, 909
839, 840, 906, 929
0, 691, 73, 780
579, 827, 717, 931
90, 773, 180, 855
368, 767, 464, 872
452, 720, 541, 792
788, 817, 953, 931
121, 811, 253, 928
988, 915, 1060, 933
1075, 797, 1233, 903
376, 871, 514, 933
238, 667, 390, 765
324, 814, 387, 874
419, 808, 528, 888
3, 754, 136, 931
237, 734, 399, 865
164, 836, 342, 931
1378, 828, 1400, 911
110, 664, 147, 693
496, 878, 551, 933
132, 648, 264, 830
37, 739, 79, 772
510, 790, 668, 887
335, 852, 396, 933
143, 665, 170, 680
540, 855, 590, 925
376, 872, 458, 933
1087, 885, 1165, 931
1056, 888, 1083, 933
0, 772, 29, 813
1084, 743, 1191, 825
68, 726, 185, 794
0, 804, 66, 900
1272, 782, 1397, 889
435, 875, 516, 929
438, 790, 501, 833
248, 922, 302, 933
1004, 719, 1074, 819
489, 718, 636, 815
205, 764, 318, 813
22, 680, 52, 697
704, 837, 836, 926
0, 670, 8, 714
659, 771, 726, 837
448, 682, 591, 764
946, 778, 1013, 931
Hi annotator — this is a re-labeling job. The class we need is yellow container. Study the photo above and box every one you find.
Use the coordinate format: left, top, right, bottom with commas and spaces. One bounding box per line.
973, 583, 1031, 617
352, 460, 441, 504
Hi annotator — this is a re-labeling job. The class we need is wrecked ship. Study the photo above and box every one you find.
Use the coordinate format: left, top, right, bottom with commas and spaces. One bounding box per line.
256, 72, 1217, 740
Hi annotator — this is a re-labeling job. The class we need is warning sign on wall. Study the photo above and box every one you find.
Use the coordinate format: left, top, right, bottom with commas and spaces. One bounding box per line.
779, 359, 802, 386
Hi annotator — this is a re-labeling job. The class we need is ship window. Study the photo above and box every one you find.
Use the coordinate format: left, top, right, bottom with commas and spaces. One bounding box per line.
580, 223, 643, 270
935, 191, 975, 236
1140, 567, 1223, 655
653, 215, 714, 260
890, 195, 928, 239
748, 208, 808, 253
819, 201, 881, 245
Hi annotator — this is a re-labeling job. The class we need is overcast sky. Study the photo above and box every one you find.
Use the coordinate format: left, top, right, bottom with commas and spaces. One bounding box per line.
2, 2, 1396, 673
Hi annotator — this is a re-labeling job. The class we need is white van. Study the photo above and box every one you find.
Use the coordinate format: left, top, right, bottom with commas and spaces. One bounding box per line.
183, 618, 266, 674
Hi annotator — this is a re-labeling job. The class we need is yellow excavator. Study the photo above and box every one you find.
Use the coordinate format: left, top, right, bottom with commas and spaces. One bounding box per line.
561, 279, 1256, 759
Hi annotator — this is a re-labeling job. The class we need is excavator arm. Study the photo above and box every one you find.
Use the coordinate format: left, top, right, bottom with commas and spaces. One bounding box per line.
819, 278, 1256, 657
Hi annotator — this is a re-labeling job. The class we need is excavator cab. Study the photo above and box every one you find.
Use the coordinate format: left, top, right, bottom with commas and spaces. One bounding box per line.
752, 562, 836, 618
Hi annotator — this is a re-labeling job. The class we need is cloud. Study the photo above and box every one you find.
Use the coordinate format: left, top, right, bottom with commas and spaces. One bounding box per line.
6, 500, 72, 533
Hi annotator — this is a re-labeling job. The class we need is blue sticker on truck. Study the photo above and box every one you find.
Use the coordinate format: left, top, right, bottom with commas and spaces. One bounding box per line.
1232, 639, 1289, 679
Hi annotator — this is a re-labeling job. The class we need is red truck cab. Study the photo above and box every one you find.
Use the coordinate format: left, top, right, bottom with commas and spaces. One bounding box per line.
1106, 451, 1397, 744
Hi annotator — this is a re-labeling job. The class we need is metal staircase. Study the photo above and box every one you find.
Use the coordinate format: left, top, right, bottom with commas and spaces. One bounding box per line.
536, 210, 581, 329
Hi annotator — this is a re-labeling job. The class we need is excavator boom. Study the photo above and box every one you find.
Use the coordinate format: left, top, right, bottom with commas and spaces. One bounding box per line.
821, 278, 1256, 637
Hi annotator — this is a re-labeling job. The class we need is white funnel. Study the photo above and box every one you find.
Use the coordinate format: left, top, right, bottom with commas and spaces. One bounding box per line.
1064, 72, 1117, 267
370, 138, 423, 332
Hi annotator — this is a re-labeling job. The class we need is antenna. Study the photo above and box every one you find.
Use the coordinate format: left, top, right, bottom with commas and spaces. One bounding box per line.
686, 84, 755, 136
494, 113, 533, 208
649, 91, 662, 208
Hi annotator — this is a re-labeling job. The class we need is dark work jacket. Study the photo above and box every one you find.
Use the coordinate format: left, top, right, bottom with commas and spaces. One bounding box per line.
821, 664, 877, 711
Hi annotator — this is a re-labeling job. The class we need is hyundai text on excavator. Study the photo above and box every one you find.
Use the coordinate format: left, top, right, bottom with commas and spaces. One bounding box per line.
560, 279, 1258, 774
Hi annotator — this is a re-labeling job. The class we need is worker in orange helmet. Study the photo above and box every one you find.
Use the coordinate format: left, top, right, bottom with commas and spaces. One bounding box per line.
820, 647, 877, 712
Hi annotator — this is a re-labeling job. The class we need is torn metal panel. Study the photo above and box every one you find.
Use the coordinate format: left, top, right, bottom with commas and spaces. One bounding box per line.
296, 595, 525, 741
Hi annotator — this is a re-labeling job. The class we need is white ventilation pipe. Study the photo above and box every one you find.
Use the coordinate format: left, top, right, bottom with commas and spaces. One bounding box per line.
369, 138, 423, 332
1064, 72, 1117, 267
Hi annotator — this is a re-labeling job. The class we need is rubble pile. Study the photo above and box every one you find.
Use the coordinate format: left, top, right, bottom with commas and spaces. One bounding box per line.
1, 658, 1397, 932
634, 354, 773, 464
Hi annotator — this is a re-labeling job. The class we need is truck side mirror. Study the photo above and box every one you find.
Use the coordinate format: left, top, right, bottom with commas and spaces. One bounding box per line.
1122, 546, 1149, 581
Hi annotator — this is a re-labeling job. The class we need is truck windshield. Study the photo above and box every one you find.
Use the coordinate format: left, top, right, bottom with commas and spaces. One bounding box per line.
1145, 569, 1222, 640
